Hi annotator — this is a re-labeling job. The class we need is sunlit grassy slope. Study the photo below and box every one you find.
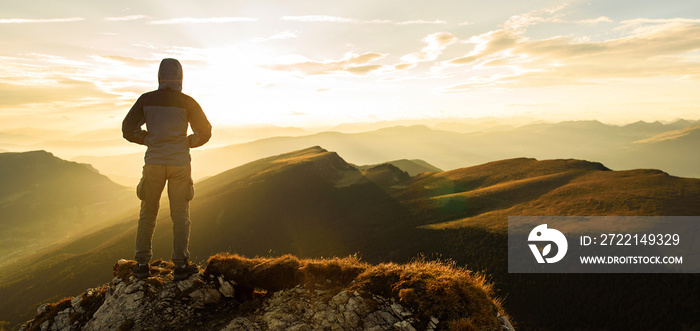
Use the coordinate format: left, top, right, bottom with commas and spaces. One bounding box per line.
395, 158, 700, 230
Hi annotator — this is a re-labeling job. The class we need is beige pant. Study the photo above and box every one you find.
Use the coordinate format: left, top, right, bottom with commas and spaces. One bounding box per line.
134, 164, 194, 266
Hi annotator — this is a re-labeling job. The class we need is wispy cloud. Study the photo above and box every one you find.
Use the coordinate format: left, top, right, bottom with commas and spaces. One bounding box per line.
281, 15, 361, 23
280, 15, 446, 25
503, 5, 567, 30
395, 19, 447, 25
0, 17, 84, 24
401, 32, 458, 63
150, 17, 258, 25
620, 18, 700, 25
92, 55, 157, 65
104, 15, 150, 21
264, 52, 386, 75
253, 31, 298, 43
576, 16, 613, 25
617, 17, 700, 31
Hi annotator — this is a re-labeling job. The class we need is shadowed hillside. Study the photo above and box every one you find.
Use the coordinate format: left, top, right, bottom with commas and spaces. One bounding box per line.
1, 147, 699, 330
0, 151, 134, 266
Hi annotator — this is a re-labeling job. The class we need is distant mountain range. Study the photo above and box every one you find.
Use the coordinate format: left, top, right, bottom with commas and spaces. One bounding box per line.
72, 119, 700, 187
1, 147, 698, 329
0, 151, 135, 266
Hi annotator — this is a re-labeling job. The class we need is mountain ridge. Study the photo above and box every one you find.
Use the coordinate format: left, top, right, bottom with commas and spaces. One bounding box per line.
1, 147, 699, 330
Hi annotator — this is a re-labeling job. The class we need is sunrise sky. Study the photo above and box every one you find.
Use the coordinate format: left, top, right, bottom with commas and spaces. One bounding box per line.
1, 0, 700, 133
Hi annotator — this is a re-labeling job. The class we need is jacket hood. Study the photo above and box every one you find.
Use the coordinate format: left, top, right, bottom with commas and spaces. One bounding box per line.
158, 58, 183, 91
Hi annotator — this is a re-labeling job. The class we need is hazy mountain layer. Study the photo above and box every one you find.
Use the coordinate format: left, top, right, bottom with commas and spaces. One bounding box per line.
0, 151, 135, 266
74, 119, 700, 187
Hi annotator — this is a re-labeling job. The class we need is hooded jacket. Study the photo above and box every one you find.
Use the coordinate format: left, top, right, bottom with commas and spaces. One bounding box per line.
122, 58, 212, 166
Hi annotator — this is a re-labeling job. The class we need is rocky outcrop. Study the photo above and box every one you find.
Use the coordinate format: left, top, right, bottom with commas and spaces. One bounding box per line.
21, 256, 515, 331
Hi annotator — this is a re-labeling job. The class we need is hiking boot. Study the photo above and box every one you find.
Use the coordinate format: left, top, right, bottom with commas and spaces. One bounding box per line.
173, 262, 199, 281
132, 263, 150, 279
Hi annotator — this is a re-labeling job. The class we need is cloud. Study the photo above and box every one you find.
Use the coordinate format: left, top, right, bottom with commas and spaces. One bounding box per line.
447, 29, 521, 65
280, 15, 446, 25
617, 18, 700, 32
576, 16, 613, 25
503, 5, 567, 30
502, 5, 613, 29
93, 55, 157, 65
281, 15, 360, 23
620, 18, 700, 26
104, 15, 149, 21
401, 32, 458, 63
0, 17, 84, 24
150, 17, 258, 24
346, 65, 383, 74
253, 31, 298, 43
394, 63, 416, 71
395, 20, 447, 25
264, 52, 386, 75
442, 16, 700, 91
0, 79, 115, 107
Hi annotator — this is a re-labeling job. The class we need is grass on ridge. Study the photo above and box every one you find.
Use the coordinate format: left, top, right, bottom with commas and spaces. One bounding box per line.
204, 253, 504, 329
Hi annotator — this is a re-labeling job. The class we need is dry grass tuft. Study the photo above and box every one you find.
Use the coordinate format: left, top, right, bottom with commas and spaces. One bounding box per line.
113, 260, 138, 281
351, 257, 502, 328
449, 317, 478, 331
204, 253, 504, 327
298, 254, 368, 288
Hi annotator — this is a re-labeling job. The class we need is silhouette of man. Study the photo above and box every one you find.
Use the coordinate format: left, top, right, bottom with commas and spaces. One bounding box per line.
122, 58, 212, 280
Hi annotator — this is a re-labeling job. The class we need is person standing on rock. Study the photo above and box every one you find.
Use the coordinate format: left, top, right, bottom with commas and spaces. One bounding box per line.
122, 58, 212, 281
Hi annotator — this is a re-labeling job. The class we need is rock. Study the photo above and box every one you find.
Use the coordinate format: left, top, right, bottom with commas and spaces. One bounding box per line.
205, 287, 223, 304
50, 307, 73, 330
25, 259, 511, 331
37, 303, 49, 315
394, 320, 418, 331
330, 291, 350, 308
286, 323, 311, 331
71, 296, 82, 311
390, 302, 412, 317
124, 282, 142, 294
27, 281, 429, 331
343, 311, 360, 328
217, 276, 235, 298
